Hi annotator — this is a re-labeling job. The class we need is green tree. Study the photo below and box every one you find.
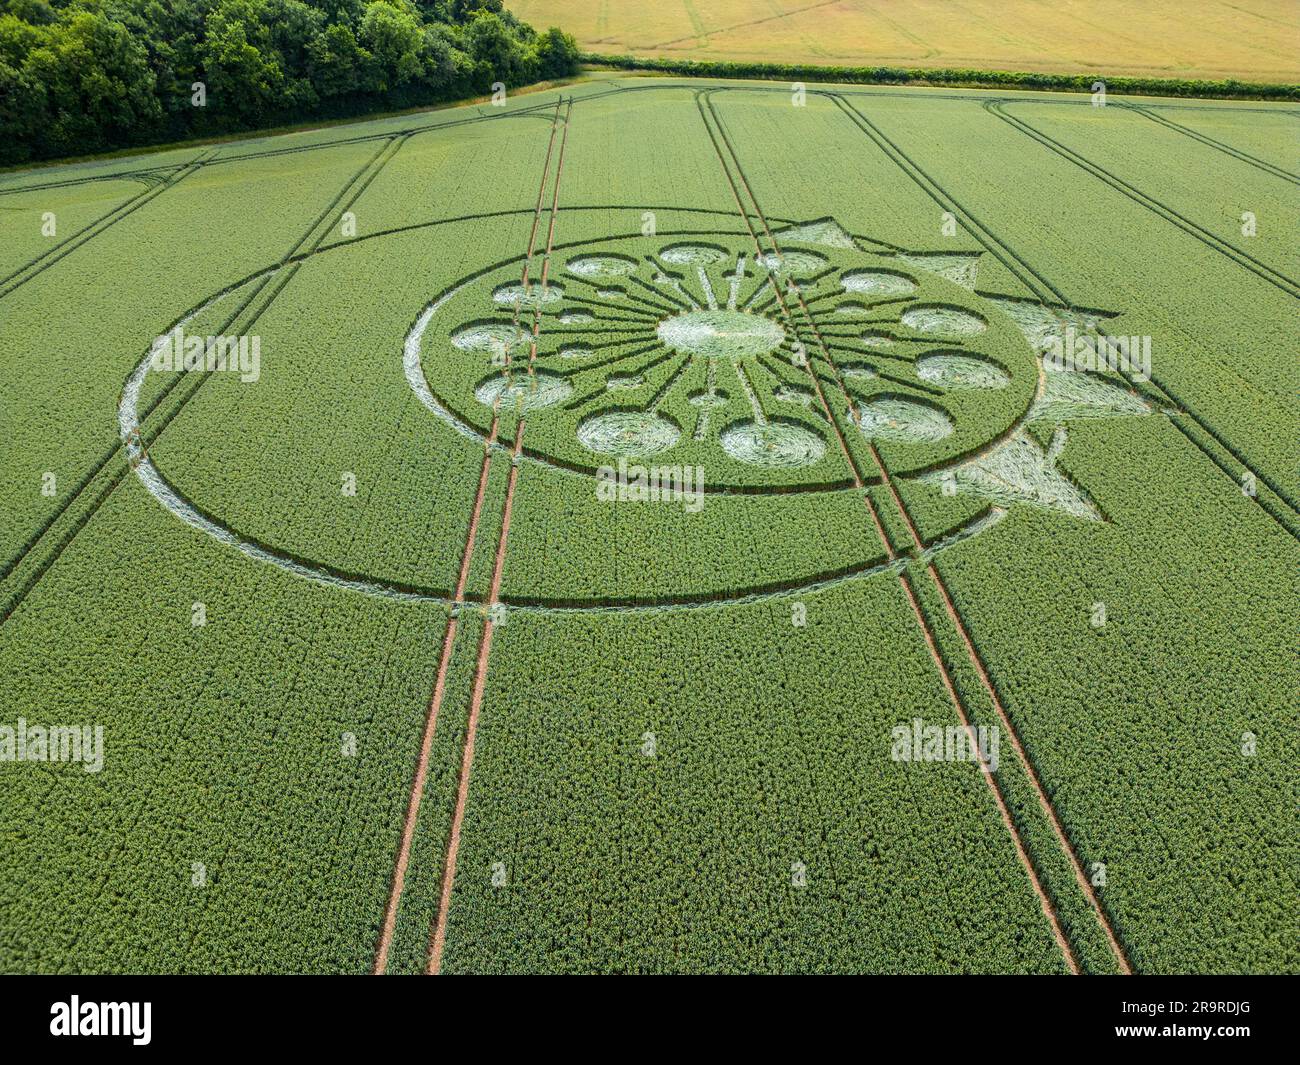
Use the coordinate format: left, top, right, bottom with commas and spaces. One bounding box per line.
307, 20, 367, 98
532, 26, 577, 81
201, 0, 286, 123
20, 9, 161, 155
464, 9, 524, 88
358, 0, 423, 92
1, 0, 582, 161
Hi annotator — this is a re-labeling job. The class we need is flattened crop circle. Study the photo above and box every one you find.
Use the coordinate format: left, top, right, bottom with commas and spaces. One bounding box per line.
857, 397, 954, 442
119, 210, 1050, 614
566, 254, 638, 280
475, 371, 572, 410
842, 269, 917, 296
578, 411, 682, 455
720, 419, 826, 467
916, 352, 1009, 389
757, 249, 827, 277
657, 309, 785, 359
660, 242, 728, 265
902, 304, 987, 336
414, 225, 1039, 489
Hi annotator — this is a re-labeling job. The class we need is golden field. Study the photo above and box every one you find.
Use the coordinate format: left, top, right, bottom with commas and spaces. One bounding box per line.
508, 0, 1300, 83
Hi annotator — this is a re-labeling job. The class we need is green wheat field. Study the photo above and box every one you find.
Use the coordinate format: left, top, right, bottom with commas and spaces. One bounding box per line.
1, 77, 1296, 974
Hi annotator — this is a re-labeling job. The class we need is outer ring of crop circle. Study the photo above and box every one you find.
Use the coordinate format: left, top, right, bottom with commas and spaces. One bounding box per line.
117, 208, 1025, 611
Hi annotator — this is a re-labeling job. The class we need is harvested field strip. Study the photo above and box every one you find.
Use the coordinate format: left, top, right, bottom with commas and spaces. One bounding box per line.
367, 100, 570, 974
375, 105, 562, 973
426, 100, 573, 973
428, 427, 527, 974
371, 415, 498, 974
697, 87, 1085, 972
642, 0, 843, 50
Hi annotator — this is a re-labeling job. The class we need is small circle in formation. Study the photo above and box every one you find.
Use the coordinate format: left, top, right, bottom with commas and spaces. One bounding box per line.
475, 371, 572, 410
841, 269, 917, 296
452, 323, 531, 356
720, 420, 827, 467
902, 304, 987, 336
756, 250, 828, 278
659, 243, 728, 266
566, 255, 638, 280
857, 397, 955, 442
492, 282, 565, 308
577, 411, 682, 455
916, 353, 1009, 389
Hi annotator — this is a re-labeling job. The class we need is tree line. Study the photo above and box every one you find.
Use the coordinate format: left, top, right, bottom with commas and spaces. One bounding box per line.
0, 0, 581, 164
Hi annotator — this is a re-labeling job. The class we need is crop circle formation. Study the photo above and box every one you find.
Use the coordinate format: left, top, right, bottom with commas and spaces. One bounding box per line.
412, 227, 1038, 490
119, 216, 1044, 612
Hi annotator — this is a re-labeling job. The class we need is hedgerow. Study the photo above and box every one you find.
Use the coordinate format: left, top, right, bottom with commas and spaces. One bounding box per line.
584, 54, 1299, 102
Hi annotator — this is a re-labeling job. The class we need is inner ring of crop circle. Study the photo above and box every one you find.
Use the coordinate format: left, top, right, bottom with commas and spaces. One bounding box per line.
416, 228, 1039, 492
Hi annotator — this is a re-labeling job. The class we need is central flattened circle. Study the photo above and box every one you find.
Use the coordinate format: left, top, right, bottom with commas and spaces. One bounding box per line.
657, 309, 785, 360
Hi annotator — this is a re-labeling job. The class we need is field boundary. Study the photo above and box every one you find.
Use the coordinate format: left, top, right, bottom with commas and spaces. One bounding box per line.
585, 55, 1300, 101
7, 81, 1295, 200
0, 105, 559, 197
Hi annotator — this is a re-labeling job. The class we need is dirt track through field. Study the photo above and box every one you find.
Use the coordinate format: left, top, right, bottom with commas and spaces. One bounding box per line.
425, 97, 573, 975
372, 100, 565, 974
698, 88, 1118, 974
